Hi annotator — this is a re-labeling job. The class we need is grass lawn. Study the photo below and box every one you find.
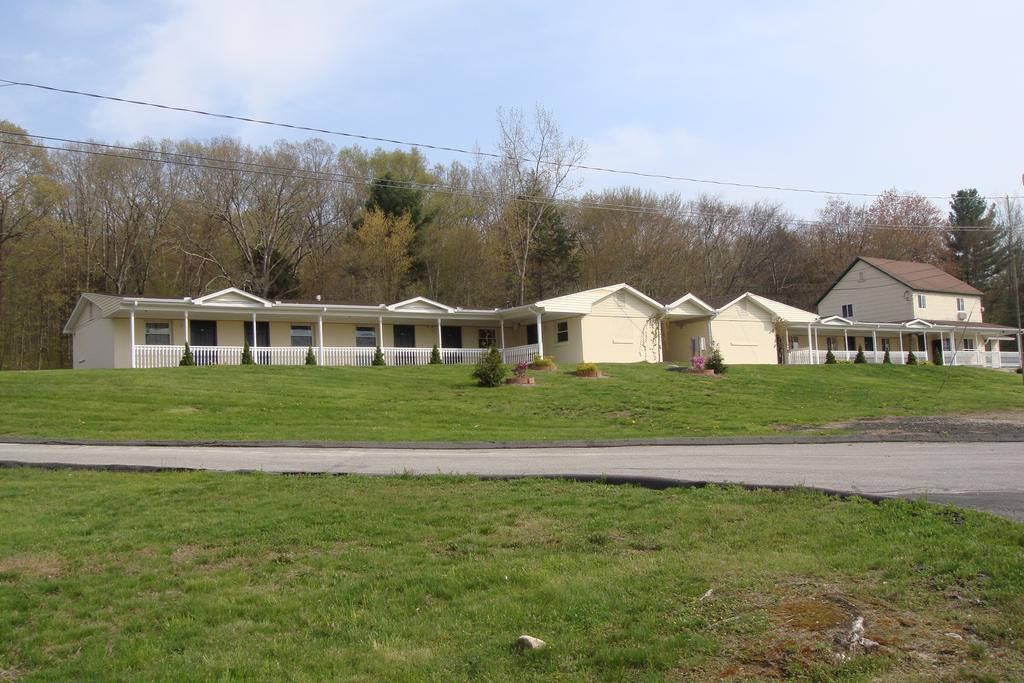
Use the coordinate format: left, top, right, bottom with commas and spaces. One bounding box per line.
0, 470, 1021, 681
0, 363, 1022, 442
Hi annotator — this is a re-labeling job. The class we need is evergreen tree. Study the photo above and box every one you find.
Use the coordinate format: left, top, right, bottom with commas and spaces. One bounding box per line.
372, 345, 386, 366
854, 345, 866, 364
947, 189, 1000, 290
241, 340, 254, 365
179, 342, 195, 366
429, 344, 442, 364
906, 350, 918, 365
883, 349, 892, 364
825, 349, 837, 364
305, 345, 317, 366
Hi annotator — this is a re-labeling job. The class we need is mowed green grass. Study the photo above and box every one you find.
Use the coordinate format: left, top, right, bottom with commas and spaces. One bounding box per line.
1, 363, 1022, 442
0, 470, 1022, 681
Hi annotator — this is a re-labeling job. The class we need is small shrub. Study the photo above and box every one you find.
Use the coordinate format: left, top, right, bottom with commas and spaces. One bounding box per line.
854, 345, 866, 364
241, 340, 254, 365
372, 345, 386, 366
906, 350, 918, 365
883, 349, 892, 364
179, 342, 195, 366
530, 355, 556, 369
472, 346, 508, 387
706, 343, 727, 374
429, 344, 442, 365
934, 350, 944, 366
514, 361, 529, 378
824, 349, 837, 364
576, 362, 598, 374
305, 345, 317, 366
691, 355, 706, 371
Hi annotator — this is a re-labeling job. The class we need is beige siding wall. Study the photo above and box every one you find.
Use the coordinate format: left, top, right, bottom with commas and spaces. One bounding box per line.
500, 323, 529, 347
541, 317, 585, 365
818, 260, 913, 322
579, 313, 660, 363
913, 292, 983, 323
663, 318, 712, 363
112, 318, 131, 368
72, 317, 116, 368
710, 299, 779, 364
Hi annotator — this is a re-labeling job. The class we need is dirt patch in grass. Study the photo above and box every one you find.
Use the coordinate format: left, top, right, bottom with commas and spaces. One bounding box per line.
0, 552, 62, 579
776, 410, 1024, 440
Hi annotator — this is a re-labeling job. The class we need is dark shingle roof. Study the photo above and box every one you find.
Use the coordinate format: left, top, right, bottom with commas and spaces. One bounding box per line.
858, 257, 983, 296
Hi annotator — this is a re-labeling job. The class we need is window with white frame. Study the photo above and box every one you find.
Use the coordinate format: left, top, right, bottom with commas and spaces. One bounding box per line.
478, 328, 497, 348
963, 338, 975, 351
556, 321, 569, 343
290, 324, 313, 347
917, 294, 927, 309
942, 337, 951, 351
841, 304, 854, 318
355, 327, 376, 348
956, 297, 965, 312
144, 321, 171, 345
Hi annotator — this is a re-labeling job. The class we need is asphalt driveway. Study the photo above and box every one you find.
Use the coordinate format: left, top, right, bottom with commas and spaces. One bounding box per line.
2, 440, 1022, 521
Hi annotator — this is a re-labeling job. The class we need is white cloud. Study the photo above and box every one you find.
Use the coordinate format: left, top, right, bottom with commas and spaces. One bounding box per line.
87, 0, 378, 140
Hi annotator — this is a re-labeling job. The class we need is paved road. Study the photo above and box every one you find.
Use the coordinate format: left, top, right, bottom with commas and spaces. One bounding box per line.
1, 441, 1022, 521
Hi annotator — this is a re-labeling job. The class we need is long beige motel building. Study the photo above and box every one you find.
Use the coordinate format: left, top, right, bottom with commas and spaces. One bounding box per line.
64, 257, 1022, 370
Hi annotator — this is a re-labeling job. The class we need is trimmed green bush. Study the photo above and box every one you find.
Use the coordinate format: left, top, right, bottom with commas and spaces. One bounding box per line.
706, 343, 727, 374
372, 346, 386, 366
305, 346, 317, 366
241, 340, 254, 365
530, 355, 556, 369
854, 345, 866, 364
429, 344, 442, 365
576, 362, 598, 374
883, 349, 892, 364
179, 342, 195, 366
472, 346, 508, 387
906, 350, 918, 365
824, 349, 837, 364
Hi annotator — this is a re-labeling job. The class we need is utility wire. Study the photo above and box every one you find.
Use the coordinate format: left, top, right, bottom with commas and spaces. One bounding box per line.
0, 130, 1009, 233
4, 77, 1019, 202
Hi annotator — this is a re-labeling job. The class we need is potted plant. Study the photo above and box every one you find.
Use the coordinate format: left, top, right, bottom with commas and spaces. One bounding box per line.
505, 361, 535, 385
529, 355, 557, 372
575, 362, 602, 378
691, 355, 714, 376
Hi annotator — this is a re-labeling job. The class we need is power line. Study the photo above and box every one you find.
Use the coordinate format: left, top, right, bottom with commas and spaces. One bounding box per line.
0, 130, 1009, 233
3, 77, 1019, 202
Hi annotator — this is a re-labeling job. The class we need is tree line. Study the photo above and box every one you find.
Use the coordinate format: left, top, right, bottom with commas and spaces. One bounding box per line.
0, 108, 1020, 369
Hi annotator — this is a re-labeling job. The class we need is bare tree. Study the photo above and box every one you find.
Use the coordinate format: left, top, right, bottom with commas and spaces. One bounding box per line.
489, 106, 586, 305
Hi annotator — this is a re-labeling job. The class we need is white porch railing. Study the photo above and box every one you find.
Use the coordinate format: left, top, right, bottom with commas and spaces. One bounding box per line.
788, 348, 1021, 368
134, 343, 541, 369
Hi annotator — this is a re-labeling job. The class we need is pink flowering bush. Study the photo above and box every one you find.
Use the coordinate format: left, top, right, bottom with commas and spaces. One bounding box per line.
514, 361, 529, 378
691, 356, 706, 371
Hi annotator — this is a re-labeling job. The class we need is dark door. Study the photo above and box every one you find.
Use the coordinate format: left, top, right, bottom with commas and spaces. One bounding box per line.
863, 337, 874, 352
393, 325, 416, 348
244, 321, 270, 347
244, 321, 271, 364
526, 324, 538, 346
190, 320, 217, 346
189, 320, 217, 365
441, 326, 462, 348
931, 338, 944, 365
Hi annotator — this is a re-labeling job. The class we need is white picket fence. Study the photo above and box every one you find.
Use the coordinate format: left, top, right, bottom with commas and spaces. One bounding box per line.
134, 343, 540, 369
788, 348, 1020, 368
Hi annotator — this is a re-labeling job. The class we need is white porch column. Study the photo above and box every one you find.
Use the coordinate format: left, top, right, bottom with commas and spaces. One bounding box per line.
500, 319, 506, 349
184, 310, 189, 344
949, 329, 956, 365
783, 328, 790, 364
814, 327, 820, 362
922, 332, 927, 362
871, 330, 877, 362
317, 314, 324, 359
898, 332, 904, 363
129, 306, 137, 369
535, 311, 544, 358
378, 315, 384, 347
843, 329, 849, 358
251, 313, 258, 348
807, 324, 814, 364
437, 318, 443, 349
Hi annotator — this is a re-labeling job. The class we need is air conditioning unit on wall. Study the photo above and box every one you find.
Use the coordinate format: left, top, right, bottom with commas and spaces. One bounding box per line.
957, 312, 967, 320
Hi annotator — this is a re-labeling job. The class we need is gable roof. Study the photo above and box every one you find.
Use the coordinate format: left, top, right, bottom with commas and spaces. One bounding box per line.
193, 287, 273, 307
718, 292, 819, 324
62, 293, 127, 334
535, 283, 663, 314
816, 256, 982, 304
387, 296, 454, 313
664, 293, 716, 316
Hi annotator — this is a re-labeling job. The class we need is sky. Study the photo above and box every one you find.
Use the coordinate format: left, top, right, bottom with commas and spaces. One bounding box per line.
2, 0, 1023, 218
